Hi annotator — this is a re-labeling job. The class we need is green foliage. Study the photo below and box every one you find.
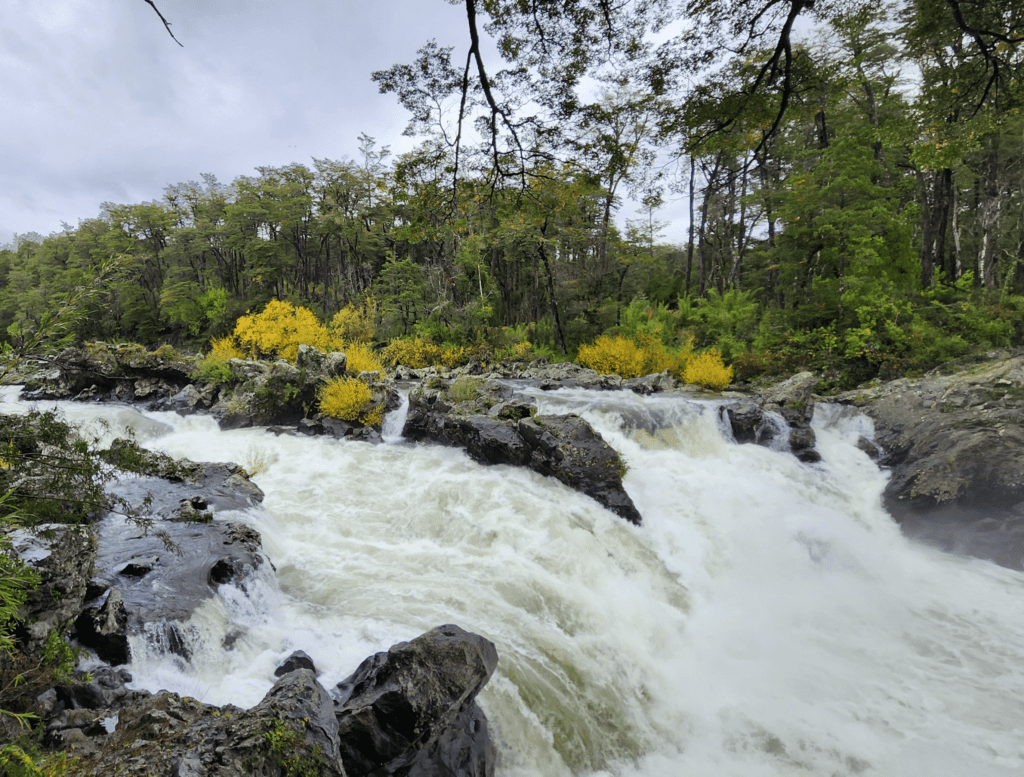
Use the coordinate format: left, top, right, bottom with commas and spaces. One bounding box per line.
0, 745, 41, 777
0, 412, 113, 525
449, 376, 483, 403
190, 337, 244, 386
264, 719, 323, 777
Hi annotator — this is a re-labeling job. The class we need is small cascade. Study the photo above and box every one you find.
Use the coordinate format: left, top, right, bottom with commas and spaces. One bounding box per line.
382, 388, 410, 442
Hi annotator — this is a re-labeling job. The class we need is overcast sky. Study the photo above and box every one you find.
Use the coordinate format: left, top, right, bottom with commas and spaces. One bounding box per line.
1, 0, 689, 248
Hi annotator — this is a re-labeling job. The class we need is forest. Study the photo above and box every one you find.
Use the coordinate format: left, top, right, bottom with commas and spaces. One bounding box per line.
2, 0, 1023, 391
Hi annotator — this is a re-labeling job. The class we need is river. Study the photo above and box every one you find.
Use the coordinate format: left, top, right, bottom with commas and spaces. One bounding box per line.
9, 387, 1024, 776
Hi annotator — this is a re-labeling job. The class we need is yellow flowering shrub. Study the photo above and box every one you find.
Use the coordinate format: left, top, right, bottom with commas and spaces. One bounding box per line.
233, 300, 330, 362
512, 341, 533, 359
382, 337, 440, 369
577, 332, 731, 389
343, 343, 385, 375
319, 377, 378, 423
440, 345, 474, 369
577, 335, 648, 379
682, 348, 734, 390
210, 336, 246, 362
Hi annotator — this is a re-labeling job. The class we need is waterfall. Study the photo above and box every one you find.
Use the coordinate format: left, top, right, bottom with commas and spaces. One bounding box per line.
8, 389, 1024, 776
381, 388, 410, 442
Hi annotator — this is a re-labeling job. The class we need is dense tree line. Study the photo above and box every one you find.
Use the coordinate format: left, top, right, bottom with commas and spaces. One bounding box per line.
3, 2, 1023, 388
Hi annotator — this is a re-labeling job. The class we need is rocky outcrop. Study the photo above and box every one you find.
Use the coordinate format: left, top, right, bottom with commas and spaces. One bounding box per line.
22, 343, 195, 403
720, 371, 821, 463
438, 359, 679, 395
44, 626, 497, 777
837, 350, 1024, 568
76, 667, 345, 777
838, 352, 1024, 511
10, 523, 96, 654
404, 377, 642, 524
21, 343, 399, 440
75, 462, 267, 666
333, 624, 498, 776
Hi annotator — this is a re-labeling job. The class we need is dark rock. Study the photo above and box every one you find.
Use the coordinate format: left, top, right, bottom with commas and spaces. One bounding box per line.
721, 399, 782, 447
22, 344, 195, 403
403, 381, 641, 524
11, 523, 96, 655
75, 668, 345, 777
761, 371, 819, 461
623, 370, 677, 395
719, 373, 821, 462
82, 506, 267, 663
162, 384, 214, 414
837, 354, 1024, 512
275, 650, 317, 677
334, 624, 498, 777
323, 417, 355, 438
520, 415, 642, 525
298, 417, 325, 436
75, 589, 129, 666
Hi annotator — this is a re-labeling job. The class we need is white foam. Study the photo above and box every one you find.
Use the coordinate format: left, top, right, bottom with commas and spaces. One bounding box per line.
10, 391, 1024, 776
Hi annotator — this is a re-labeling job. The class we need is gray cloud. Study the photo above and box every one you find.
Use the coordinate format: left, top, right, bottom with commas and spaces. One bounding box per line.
1, 0, 466, 243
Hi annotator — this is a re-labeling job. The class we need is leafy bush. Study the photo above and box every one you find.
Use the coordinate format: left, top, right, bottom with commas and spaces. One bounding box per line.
234, 300, 331, 362
329, 300, 377, 344
381, 337, 442, 369
319, 377, 383, 425
342, 343, 385, 375
577, 333, 693, 380
381, 337, 479, 370
577, 335, 648, 378
449, 376, 482, 403
683, 348, 734, 390
190, 336, 245, 385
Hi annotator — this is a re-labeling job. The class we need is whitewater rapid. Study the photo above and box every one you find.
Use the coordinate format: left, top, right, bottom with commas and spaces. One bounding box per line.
8, 388, 1024, 776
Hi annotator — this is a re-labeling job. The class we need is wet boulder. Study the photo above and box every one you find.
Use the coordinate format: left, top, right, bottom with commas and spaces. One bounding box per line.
404, 380, 642, 524
837, 350, 1024, 569
76, 461, 267, 665
519, 414, 641, 524
333, 624, 498, 777
720, 372, 821, 463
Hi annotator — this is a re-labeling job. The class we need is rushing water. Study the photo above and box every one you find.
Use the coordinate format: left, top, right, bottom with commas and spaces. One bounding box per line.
7, 387, 1024, 776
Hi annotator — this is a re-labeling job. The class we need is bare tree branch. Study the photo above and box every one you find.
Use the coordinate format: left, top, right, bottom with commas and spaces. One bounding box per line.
142, 0, 183, 47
